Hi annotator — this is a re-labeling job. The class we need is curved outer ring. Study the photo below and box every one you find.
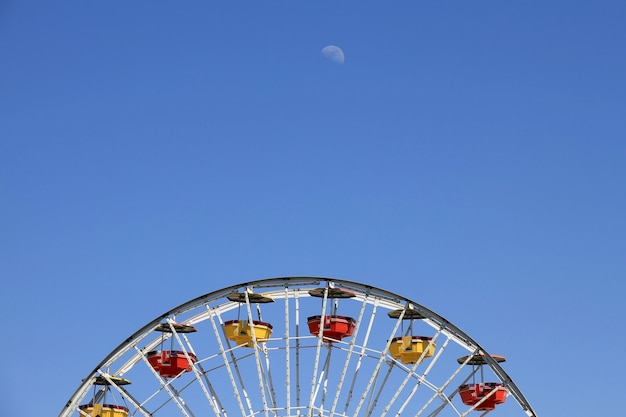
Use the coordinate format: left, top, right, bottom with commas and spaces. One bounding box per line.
59, 276, 537, 417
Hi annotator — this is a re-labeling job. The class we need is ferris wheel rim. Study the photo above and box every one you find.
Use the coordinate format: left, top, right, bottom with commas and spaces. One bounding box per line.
59, 276, 538, 417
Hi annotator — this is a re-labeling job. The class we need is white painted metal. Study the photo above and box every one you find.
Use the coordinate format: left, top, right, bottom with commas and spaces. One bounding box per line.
58, 277, 537, 417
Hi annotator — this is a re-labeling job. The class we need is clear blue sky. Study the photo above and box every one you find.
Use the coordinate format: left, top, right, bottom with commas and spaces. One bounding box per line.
1, 1, 625, 416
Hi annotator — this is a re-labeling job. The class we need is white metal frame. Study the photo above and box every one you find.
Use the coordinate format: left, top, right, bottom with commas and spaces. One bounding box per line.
58, 277, 537, 417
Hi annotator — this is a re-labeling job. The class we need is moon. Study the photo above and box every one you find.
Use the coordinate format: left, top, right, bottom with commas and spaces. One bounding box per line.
321, 45, 345, 64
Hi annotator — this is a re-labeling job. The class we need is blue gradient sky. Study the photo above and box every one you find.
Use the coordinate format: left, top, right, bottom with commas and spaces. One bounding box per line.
1, 1, 625, 416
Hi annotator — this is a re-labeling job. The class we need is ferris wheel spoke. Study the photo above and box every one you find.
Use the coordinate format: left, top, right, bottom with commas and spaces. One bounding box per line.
128, 346, 170, 411
364, 360, 395, 417
193, 360, 230, 417
144, 369, 202, 416
207, 309, 249, 417
405, 335, 453, 416
117, 385, 152, 417
293, 290, 302, 411
329, 293, 369, 416
317, 346, 333, 407
174, 334, 224, 417
425, 401, 450, 417
193, 369, 227, 417
415, 349, 480, 417
242, 292, 273, 417
225, 348, 256, 415
95, 373, 151, 417
176, 385, 200, 417
340, 298, 379, 415
353, 305, 406, 416
307, 287, 331, 416
283, 286, 292, 415
383, 331, 443, 417
261, 346, 278, 411
382, 360, 420, 416
113, 331, 169, 378
423, 333, 449, 375
154, 377, 196, 417
420, 373, 471, 417
252, 344, 274, 416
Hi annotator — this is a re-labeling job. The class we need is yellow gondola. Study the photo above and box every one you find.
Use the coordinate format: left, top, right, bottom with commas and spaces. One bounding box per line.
78, 404, 129, 417
388, 335, 435, 364
223, 319, 273, 347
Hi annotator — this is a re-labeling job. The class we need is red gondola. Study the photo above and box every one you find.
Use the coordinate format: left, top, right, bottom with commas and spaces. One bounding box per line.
147, 350, 197, 378
457, 353, 508, 411
459, 383, 507, 411
307, 286, 357, 343
307, 315, 356, 342
147, 322, 197, 378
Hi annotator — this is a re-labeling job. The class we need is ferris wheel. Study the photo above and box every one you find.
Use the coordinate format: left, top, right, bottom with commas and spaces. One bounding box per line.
59, 277, 538, 417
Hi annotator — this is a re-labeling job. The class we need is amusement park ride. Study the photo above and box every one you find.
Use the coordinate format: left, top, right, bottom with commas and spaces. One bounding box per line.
60, 277, 537, 417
